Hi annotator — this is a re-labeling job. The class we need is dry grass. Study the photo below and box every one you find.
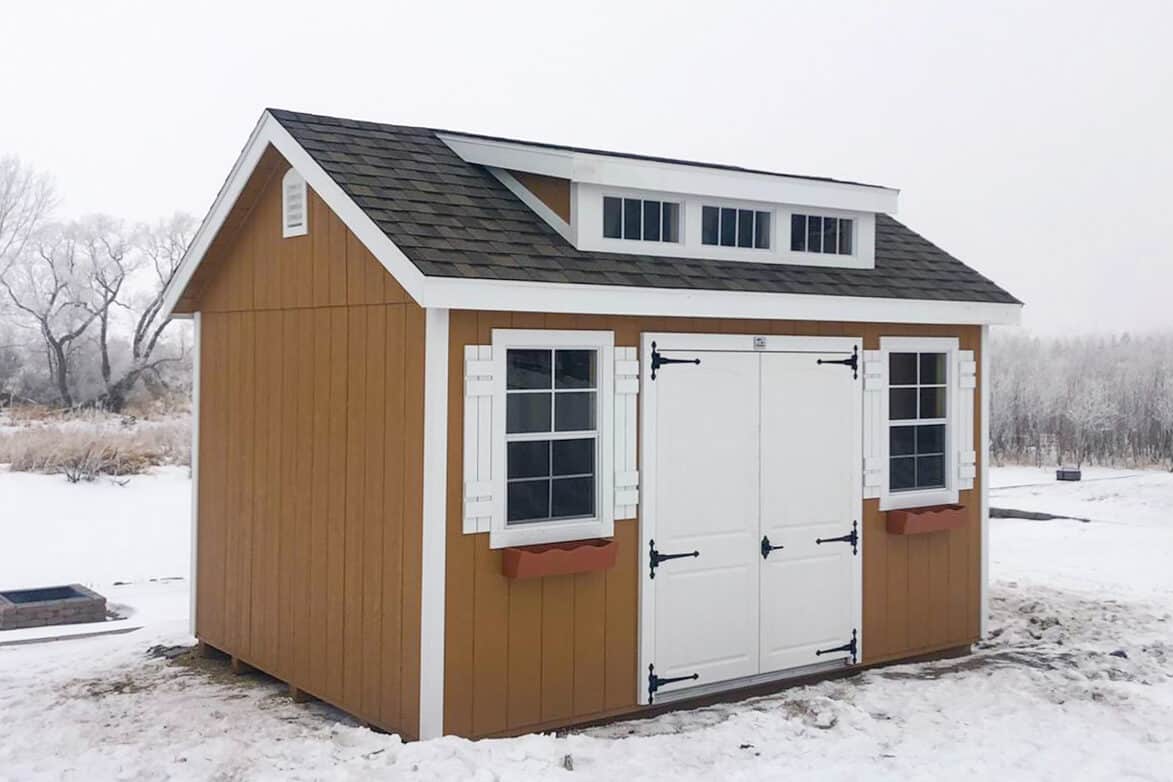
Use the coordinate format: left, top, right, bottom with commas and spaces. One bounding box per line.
0, 416, 191, 481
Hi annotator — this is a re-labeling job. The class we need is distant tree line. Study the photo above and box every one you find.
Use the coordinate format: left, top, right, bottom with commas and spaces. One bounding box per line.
0, 155, 194, 412
991, 332, 1173, 468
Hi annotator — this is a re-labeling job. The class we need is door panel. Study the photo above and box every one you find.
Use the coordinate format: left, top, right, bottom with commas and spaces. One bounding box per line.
759, 352, 859, 672
651, 350, 760, 693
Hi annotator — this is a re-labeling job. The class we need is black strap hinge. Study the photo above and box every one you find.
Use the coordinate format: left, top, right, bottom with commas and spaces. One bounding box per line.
816, 345, 859, 379
649, 539, 699, 578
815, 629, 858, 665
650, 340, 701, 380
648, 663, 699, 703
816, 520, 859, 555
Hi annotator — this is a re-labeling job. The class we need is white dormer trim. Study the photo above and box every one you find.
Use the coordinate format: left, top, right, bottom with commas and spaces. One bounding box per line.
438, 132, 900, 215
487, 166, 574, 244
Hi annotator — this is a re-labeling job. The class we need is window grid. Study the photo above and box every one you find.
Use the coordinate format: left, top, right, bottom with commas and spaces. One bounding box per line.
790, 214, 853, 255
603, 196, 680, 243
888, 352, 948, 493
701, 205, 771, 249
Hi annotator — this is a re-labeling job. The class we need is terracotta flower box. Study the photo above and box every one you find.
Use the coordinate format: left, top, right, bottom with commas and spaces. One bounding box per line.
886, 504, 968, 535
501, 538, 618, 579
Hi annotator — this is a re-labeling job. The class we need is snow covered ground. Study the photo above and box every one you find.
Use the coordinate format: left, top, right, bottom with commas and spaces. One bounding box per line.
0, 466, 1171, 780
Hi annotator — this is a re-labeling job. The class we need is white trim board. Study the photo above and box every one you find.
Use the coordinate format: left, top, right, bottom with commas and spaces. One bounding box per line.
418, 307, 450, 740
979, 324, 991, 638
188, 311, 201, 636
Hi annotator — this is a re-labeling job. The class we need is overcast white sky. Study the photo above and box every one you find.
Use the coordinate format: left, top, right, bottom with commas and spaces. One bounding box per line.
2, 0, 1169, 335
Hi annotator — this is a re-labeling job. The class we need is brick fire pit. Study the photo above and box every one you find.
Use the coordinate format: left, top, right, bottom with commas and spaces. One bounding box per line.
0, 584, 107, 630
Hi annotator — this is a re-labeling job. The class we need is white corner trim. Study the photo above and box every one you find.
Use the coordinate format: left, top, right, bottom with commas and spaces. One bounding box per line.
422, 276, 1023, 326
189, 311, 201, 636
159, 110, 428, 321
487, 167, 573, 244
419, 307, 449, 740
979, 325, 991, 638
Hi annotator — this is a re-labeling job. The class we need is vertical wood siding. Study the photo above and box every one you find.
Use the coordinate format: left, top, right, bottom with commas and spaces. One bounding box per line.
445, 313, 982, 738
192, 154, 424, 739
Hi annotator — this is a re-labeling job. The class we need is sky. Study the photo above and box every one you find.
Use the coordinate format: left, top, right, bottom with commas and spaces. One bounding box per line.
1, 0, 1170, 335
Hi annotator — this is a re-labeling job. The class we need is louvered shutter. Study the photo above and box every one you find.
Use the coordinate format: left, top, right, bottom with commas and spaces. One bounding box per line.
957, 350, 977, 490
463, 345, 495, 533
614, 348, 639, 519
862, 350, 886, 499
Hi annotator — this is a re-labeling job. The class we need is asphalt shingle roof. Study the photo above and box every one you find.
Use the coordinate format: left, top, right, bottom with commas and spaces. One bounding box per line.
269, 109, 1019, 305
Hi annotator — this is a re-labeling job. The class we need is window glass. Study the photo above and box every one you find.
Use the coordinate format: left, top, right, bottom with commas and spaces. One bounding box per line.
507, 393, 551, 434
838, 219, 853, 254
643, 200, 661, 242
507, 349, 552, 390
662, 203, 680, 242
603, 197, 622, 239
507, 440, 550, 480
889, 388, 917, 420
890, 457, 916, 491
701, 206, 719, 245
623, 198, 642, 240
920, 387, 946, 419
719, 207, 737, 246
507, 480, 550, 523
791, 214, 806, 251
821, 217, 838, 254
890, 425, 916, 456
553, 438, 594, 476
737, 209, 755, 248
920, 353, 946, 384
552, 477, 594, 518
554, 350, 595, 389
555, 391, 596, 431
807, 215, 823, 252
754, 211, 771, 249
889, 353, 917, 386
888, 350, 949, 492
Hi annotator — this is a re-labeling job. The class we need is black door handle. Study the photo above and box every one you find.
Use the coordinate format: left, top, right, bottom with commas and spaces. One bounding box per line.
760, 535, 784, 559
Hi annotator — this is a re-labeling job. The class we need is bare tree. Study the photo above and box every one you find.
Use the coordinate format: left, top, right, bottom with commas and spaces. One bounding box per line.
0, 156, 56, 275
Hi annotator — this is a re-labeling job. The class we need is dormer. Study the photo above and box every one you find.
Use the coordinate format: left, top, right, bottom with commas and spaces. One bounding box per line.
438, 132, 898, 270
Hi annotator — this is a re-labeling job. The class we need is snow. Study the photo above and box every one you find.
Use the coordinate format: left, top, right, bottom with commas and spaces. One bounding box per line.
1, 465, 1171, 780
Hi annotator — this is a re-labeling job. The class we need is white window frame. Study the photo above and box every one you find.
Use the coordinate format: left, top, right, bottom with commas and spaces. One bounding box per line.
788, 212, 855, 257
699, 202, 774, 251
601, 194, 682, 244
490, 329, 615, 548
879, 336, 960, 511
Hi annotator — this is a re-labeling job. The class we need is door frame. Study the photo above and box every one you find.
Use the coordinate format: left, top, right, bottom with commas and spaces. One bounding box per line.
638, 331, 864, 705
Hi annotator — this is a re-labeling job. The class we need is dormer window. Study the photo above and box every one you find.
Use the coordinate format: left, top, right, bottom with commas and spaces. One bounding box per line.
602, 197, 680, 243
791, 214, 852, 255
282, 169, 308, 238
701, 206, 771, 249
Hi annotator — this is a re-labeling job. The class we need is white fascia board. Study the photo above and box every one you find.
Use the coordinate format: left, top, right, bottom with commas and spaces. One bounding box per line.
438, 133, 899, 214
420, 276, 1023, 326
159, 111, 428, 321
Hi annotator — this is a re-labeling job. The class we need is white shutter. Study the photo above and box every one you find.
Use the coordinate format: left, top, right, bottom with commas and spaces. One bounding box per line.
957, 350, 977, 491
862, 350, 886, 499
463, 345, 495, 533
614, 348, 639, 519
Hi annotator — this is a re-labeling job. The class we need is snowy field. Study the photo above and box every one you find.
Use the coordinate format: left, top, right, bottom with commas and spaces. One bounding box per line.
0, 466, 1171, 780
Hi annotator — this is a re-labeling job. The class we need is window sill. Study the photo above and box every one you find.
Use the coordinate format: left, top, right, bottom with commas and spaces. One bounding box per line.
501, 538, 617, 579
489, 517, 612, 550
879, 487, 959, 512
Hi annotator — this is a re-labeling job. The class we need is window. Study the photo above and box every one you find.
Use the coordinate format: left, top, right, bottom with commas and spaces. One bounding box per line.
790, 214, 852, 255
888, 352, 948, 492
491, 330, 615, 548
701, 206, 771, 249
603, 197, 680, 242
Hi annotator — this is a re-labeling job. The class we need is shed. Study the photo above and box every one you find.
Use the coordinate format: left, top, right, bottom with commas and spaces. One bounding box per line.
162, 109, 1021, 740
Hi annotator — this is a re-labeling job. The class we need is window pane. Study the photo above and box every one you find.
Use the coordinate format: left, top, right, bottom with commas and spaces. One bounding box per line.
917, 455, 946, 488
821, 216, 838, 254
623, 199, 642, 240
838, 218, 853, 254
552, 438, 594, 476
603, 197, 621, 239
890, 457, 916, 491
507, 479, 550, 523
807, 215, 823, 252
662, 202, 680, 242
920, 387, 946, 419
737, 209, 754, 248
890, 388, 917, 420
889, 353, 917, 386
507, 349, 551, 390
890, 425, 915, 456
791, 214, 806, 251
507, 440, 550, 479
643, 200, 661, 242
719, 207, 737, 246
554, 350, 596, 389
507, 393, 551, 434
702, 206, 719, 245
916, 423, 946, 455
754, 212, 771, 249
555, 391, 596, 431
552, 476, 594, 518
920, 353, 946, 385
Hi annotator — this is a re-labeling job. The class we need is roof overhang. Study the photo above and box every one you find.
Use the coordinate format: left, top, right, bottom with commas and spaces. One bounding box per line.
163, 112, 1019, 327
437, 133, 901, 214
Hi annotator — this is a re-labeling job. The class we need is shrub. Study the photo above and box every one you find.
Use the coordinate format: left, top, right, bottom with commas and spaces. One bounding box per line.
0, 416, 191, 479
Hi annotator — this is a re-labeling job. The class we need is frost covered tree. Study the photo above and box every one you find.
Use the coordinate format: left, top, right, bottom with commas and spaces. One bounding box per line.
0, 156, 55, 276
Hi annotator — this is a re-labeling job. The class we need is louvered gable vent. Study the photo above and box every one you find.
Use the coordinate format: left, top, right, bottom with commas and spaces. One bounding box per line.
282, 168, 308, 238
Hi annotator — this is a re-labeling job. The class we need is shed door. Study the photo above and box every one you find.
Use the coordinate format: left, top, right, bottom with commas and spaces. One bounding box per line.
759, 352, 861, 673
647, 351, 761, 695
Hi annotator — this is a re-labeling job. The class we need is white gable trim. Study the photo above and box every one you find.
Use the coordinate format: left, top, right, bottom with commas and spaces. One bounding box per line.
160, 110, 428, 321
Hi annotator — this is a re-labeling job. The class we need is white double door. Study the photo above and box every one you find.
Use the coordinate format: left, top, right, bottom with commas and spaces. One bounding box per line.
640, 334, 862, 703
